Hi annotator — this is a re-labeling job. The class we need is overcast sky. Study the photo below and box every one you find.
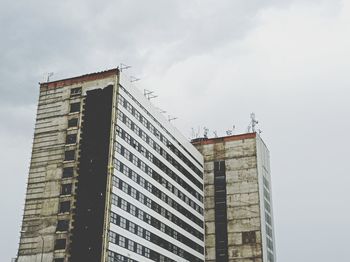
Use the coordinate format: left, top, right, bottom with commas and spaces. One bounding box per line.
1, 0, 350, 261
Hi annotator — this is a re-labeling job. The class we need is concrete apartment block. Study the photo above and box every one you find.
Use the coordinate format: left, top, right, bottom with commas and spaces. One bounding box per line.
192, 133, 276, 262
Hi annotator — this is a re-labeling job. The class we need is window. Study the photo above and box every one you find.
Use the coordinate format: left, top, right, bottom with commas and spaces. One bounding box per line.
242, 231, 256, 244
121, 200, 128, 211
54, 239, 66, 250
62, 167, 73, 178
69, 102, 80, 113
119, 236, 126, 247
120, 217, 127, 228
129, 222, 135, 233
61, 184, 72, 195
70, 87, 82, 97
64, 150, 75, 161
138, 209, 144, 220
59, 201, 70, 213
56, 220, 69, 232
137, 226, 143, 237
136, 244, 142, 254
109, 231, 117, 243
128, 239, 134, 251
144, 248, 150, 258
68, 118, 78, 128
130, 188, 137, 198
145, 231, 151, 241
130, 205, 136, 216
66, 134, 77, 144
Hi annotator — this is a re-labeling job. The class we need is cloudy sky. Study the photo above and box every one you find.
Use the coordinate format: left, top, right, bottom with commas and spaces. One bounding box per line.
1, 0, 350, 261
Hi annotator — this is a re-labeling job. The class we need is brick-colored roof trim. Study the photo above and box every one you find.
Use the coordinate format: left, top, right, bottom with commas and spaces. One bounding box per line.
191, 132, 256, 145
40, 68, 119, 89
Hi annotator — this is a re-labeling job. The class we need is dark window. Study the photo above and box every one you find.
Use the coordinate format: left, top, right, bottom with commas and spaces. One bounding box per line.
56, 220, 69, 232
62, 167, 73, 178
66, 134, 77, 144
68, 118, 78, 128
242, 231, 256, 244
214, 160, 228, 261
55, 239, 66, 250
70, 102, 80, 113
64, 150, 75, 161
61, 184, 72, 195
54, 259, 64, 262
59, 201, 70, 213
70, 87, 82, 97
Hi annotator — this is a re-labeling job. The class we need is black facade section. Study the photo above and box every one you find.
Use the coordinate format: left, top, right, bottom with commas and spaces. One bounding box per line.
214, 160, 228, 262
70, 85, 113, 262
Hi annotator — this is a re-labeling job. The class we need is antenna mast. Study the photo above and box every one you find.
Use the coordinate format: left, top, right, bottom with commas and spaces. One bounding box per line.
250, 113, 259, 133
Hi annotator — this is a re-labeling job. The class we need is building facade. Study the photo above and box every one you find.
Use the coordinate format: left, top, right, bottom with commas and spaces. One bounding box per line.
192, 133, 276, 262
16, 69, 205, 262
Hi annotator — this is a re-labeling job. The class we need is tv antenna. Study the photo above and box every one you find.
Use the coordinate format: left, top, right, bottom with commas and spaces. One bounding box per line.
168, 115, 178, 122
248, 112, 259, 133
226, 125, 235, 136
213, 131, 218, 138
203, 127, 209, 138
46, 72, 54, 82
156, 107, 167, 114
130, 76, 140, 82
144, 89, 158, 100
120, 63, 131, 72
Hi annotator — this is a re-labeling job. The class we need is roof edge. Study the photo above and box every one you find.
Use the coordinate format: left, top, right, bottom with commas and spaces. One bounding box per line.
40, 68, 119, 89
191, 132, 257, 145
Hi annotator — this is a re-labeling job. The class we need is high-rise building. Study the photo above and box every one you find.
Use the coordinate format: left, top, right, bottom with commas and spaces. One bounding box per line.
16, 69, 205, 262
192, 133, 276, 262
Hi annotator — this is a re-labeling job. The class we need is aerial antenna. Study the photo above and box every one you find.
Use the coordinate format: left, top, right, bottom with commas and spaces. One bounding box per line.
213, 131, 218, 138
144, 89, 158, 100
120, 63, 131, 72
156, 107, 167, 114
203, 127, 209, 138
168, 115, 178, 122
250, 112, 259, 133
130, 76, 140, 82
46, 72, 54, 82
191, 128, 196, 139
226, 124, 235, 136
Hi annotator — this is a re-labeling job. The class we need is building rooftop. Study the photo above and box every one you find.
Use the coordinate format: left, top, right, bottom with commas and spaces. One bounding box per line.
191, 132, 257, 145
40, 68, 119, 89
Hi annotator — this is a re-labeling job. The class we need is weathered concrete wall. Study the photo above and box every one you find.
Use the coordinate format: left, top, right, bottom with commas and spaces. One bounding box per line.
194, 135, 265, 262
17, 72, 117, 262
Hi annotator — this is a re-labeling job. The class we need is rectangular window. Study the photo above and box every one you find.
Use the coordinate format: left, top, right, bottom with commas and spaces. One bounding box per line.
59, 201, 70, 213
69, 102, 80, 113
62, 167, 73, 178
242, 231, 256, 244
64, 150, 75, 161
54, 239, 66, 250
68, 118, 78, 128
128, 239, 134, 251
119, 236, 126, 247
130, 205, 136, 216
129, 222, 135, 233
138, 209, 144, 220
136, 244, 142, 254
214, 160, 228, 261
70, 87, 82, 97
66, 134, 77, 144
61, 184, 72, 195
56, 220, 69, 232
109, 231, 117, 243
137, 226, 143, 237
120, 217, 127, 228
